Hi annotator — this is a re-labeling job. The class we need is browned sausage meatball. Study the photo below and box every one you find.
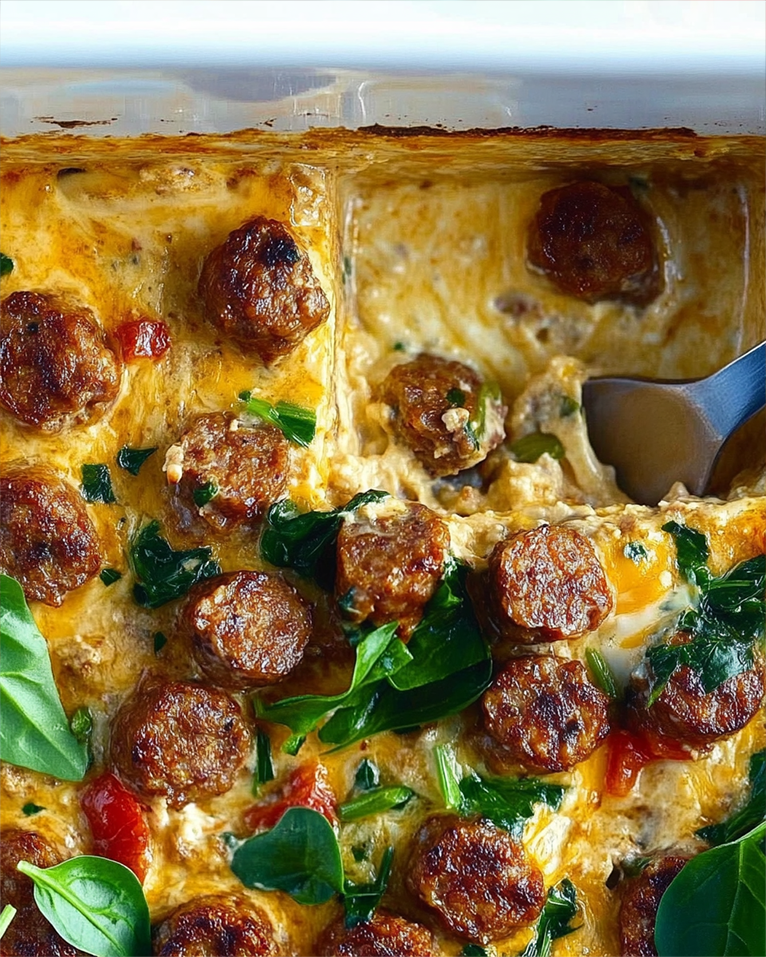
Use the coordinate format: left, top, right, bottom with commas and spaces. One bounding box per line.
184, 570, 312, 690
482, 655, 611, 773
376, 353, 506, 477
619, 856, 687, 957
0, 828, 82, 957
198, 217, 330, 363
626, 638, 765, 750
165, 413, 289, 533
0, 466, 101, 606
153, 894, 276, 957
110, 677, 251, 809
487, 524, 613, 642
335, 499, 450, 639
407, 816, 545, 944
0, 291, 121, 430
527, 181, 659, 304
317, 909, 435, 957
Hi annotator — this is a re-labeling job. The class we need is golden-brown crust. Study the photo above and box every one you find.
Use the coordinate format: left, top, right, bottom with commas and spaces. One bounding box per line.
618, 856, 687, 957
198, 217, 330, 363
152, 894, 277, 957
316, 909, 435, 957
0, 291, 121, 430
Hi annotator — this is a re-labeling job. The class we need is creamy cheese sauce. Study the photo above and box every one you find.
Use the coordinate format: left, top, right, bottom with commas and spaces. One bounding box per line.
0, 128, 764, 957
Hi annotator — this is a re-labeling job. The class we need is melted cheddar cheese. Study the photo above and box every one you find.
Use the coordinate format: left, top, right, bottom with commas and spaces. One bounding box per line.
0, 127, 764, 957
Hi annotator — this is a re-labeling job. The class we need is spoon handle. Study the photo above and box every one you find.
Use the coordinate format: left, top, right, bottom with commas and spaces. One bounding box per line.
696, 340, 766, 440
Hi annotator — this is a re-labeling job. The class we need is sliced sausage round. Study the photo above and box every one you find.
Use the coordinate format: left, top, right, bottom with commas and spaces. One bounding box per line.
0, 466, 101, 606
184, 570, 312, 690
165, 413, 289, 534
527, 181, 659, 304
198, 217, 330, 363
487, 524, 613, 642
407, 815, 545, 944
0, 828, 82, 957
481, 655, 611, 773
376, 353, 506, 477
0, 291, 121, 430
316, 909, 435, 956
153, 894, 276, 956
335, 499, 450, 639
110, 677, 251, 809
627, 640, 764, 750
619, 856, 687, 957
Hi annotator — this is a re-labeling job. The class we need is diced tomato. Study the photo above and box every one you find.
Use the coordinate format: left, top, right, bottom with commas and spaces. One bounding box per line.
115, 319, 171, 360
244, 761, 337, 832
605, 728, 690, 797
81, 772, 151, 881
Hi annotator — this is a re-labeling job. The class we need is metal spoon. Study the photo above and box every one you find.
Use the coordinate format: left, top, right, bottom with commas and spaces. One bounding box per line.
581, 340, 766, 506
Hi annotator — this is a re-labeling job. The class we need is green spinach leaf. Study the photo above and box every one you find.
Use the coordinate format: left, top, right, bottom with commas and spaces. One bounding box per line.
343, 846, 393, 929
99, 568, 122, 586
655, 822, 766, 957
697, 749, 765, 846
17, 856, 151, 957
435, 744, 463, 811
338, 786, 413, 822
260, 490, 389, 589
0, 904, 16, 940
252, 729, 275, 794
585, 648, 618, 698
22, 802, 45, 816
231, 807, 344, 905
80, 464, 116, 504
0, 575, 88, 781
129, 521, 220, 608
662, 520, 710, 586
458, 774, 565, 838
520, 878, 579, 957
354, 759, 380, 791
319, 657, 493, 749
255, 622, 402, 735
116, 446, 157, 476
0, 253, 14, 277
192, 481, 218, 507
388, 560, 488, 690
240, 393, 317, 448
511, 431, 565, 463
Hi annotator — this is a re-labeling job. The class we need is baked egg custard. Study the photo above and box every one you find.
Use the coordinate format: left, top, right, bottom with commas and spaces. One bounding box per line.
0, 128, 764, 957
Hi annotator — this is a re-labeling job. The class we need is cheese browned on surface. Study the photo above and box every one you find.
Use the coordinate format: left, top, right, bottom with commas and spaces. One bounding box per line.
0, 128, 764, 957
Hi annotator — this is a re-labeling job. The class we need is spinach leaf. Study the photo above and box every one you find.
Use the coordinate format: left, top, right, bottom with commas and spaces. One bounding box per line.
0, 253, 14, 277
192, 481, 218, 507
511, 432, 565, 463
252, 729, 275, 794
319, 658, 493, 750
624, 541, 649, 563
0, 905, 16, 941
458, 774, 565, 838
354, 759, 380, 791
240, 392, 317, 448
435, 744, 463, 811
344, 846, 393, 929
69, 707, 92, 747
22, 802, 45, 816
646, 524, 765, 703
520, 878, 579, 957
388, 560, 488, 691
338, 786, 413, 822
655, 822, 766, 957
462, 947, 488, 957
585, 648, 618, 698
99, 568, 122, 586
116, 446, 157, 476
17, 856, 151, 957
470, 380, 502, 441
255, 622, 402, 735
231, 807, 344, 905
0, 575, 88, 781
697, 749, 765, 846
129, 521, 220, 608
260, 490, 389, 589
152, 632, 167, 654
80, 464, 116, 504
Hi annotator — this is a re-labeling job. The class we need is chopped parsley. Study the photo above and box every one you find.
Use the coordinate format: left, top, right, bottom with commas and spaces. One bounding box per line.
116, 446, 157, 475
80, 464, 116, 504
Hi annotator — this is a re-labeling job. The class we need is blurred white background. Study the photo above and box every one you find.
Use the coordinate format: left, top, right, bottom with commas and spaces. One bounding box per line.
1, 0, 764, 73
